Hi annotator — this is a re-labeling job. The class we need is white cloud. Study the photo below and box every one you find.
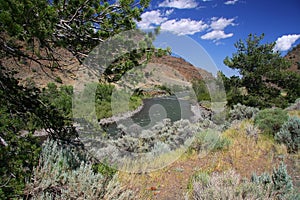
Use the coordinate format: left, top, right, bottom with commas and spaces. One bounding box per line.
161, 18, 208, 35
200, 17, 235, 42
224, 0, 239, 5
201, 30, 233, 40
159, 0, 198, 9
210, 17, 235, 30
274, 34, 300, 51
137, 10, 167, 29
137, 9, 208, 36
165, 9, 174, 16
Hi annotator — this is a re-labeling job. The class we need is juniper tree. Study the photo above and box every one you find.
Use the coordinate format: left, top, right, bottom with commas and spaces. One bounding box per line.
224, 34, 300, 108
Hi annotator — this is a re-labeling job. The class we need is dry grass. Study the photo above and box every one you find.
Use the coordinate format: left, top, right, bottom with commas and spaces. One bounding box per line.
119, 147, 188, 173
288, 110, 300, 118
116, 120, 296, 199
221, 120, 287, 177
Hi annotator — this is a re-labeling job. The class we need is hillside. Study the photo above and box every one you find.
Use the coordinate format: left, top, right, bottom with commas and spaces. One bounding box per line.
150, 55, 213, 81
285, 44, 300, 73
3, 51, 212, 89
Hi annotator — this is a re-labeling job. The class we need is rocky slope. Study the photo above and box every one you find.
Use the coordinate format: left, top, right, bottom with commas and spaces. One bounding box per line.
285, 44, 300, 73
150, 55, 213, 81
2, 49, 212, 88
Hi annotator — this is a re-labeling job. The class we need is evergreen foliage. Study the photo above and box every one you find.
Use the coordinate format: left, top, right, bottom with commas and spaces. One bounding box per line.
0, 67, 77, 198
0, 0, 150, 64
224, 34, 300, 108
40, 83, 73, 119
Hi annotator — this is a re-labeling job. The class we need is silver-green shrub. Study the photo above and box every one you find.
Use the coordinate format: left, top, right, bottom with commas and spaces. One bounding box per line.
271, 162, 293, 198
252, 162, 294, 199
286, 98, 300, 111
192, 170, 271, 200
151, 141, 171, 156
229, 103, 259, 122
275, 116, 300, 153
192, 163, 297, 200
26, 139, 134, 199
245, 123, 260, 142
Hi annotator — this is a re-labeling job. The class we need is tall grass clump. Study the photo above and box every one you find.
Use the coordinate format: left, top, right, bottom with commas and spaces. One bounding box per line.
275, 116, 300, 153
25, 139, 134, 199
190, 129, 231, 153
254, 108, 288, 135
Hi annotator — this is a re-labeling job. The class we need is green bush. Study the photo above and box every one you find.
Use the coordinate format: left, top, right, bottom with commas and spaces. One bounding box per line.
41, 83, 73, 119
275, 116, 300, 153
192, 79, 211, 102
92, 160, 117, 180
254, 108, 288, 135
0, 109, 41, 199
94, 83, 142, 119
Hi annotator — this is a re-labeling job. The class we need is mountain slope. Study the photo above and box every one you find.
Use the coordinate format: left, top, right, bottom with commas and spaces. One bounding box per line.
285, 44, 300, 73
3, 51, 213, 88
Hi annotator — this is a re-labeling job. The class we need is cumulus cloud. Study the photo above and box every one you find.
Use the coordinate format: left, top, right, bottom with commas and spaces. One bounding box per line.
137, 9, 208, 35
210, 17, 235, 30
159, 0, 198, 9
224, 0, 239, 5
201, 17, 235, 42
274, 34, 300, 51
201, 30, 233, 40
161, 18, 208, 35
136, 10, 167, 29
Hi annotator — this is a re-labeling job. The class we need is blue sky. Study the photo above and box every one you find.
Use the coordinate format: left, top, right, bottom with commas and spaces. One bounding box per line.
136, 0, 300, 76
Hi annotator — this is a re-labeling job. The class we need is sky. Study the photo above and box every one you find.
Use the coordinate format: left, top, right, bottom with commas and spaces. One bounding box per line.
136, 0, 300, 76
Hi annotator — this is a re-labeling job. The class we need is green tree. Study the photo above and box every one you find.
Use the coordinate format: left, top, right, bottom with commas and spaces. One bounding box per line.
0, 0, 150, 64
224, 34, 300, 108
0, 67, 79, 198
192, 79, 211, 102
0, 1, 152, 198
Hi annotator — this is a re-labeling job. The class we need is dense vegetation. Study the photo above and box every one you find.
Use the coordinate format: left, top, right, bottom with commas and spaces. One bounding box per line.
0, 67, 77, 198
223, 34, 300, 108
95, 83, 142, 119
0, 0, 151, 198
